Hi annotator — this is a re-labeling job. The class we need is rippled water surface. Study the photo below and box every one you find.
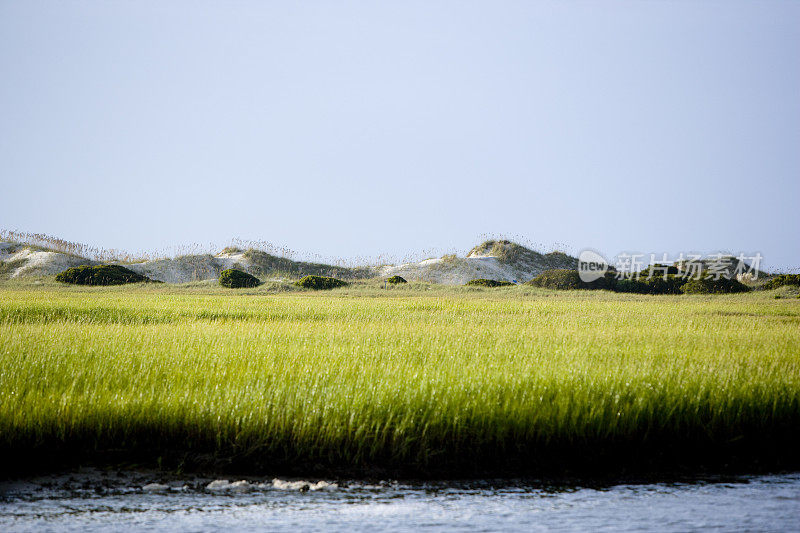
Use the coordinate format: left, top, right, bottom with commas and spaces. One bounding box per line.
1, 470, 799, 532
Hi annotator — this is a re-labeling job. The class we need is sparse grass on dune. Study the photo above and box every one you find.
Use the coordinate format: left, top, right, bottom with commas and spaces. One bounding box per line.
0, 282, 799, 478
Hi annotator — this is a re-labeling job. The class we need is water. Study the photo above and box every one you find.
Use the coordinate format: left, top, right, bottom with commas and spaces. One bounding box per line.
1, 470, 799, 532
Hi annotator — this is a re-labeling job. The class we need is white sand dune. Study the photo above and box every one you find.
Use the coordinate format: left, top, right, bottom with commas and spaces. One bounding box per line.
0, 243, 98, 278
380, 241, 577, 284
0, 239, 577, 285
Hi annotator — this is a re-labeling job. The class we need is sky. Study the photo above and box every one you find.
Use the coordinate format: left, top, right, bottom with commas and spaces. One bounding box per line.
1, 1, 798, 269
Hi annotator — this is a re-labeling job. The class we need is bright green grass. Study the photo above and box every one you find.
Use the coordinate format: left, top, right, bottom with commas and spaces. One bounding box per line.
1, 281, 799, 477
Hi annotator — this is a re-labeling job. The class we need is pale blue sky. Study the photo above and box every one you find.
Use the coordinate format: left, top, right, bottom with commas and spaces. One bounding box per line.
1, 1, 798, 268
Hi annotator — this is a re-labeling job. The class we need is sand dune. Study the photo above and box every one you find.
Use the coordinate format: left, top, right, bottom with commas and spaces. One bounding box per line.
0, 239, 576, 285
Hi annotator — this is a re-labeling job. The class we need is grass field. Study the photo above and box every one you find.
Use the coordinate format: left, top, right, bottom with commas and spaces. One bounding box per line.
1, 280, 799, 478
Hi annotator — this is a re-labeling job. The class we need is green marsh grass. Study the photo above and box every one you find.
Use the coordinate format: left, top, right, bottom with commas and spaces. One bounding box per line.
1, 281, 799, 477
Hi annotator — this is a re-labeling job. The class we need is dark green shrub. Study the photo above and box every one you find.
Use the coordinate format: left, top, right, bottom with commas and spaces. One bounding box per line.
528, 269, 583, 290
613, 275, 687, 295
295, 275, 349, 290
637, 264, 681, 278
465, 278, 514, 287
55, 265, 153, 285
386, 275, 407, 284
762, 274, 800, 290
589, 272, 617, 290
613, 278, 642, 293
528, 269, 614, 290
219, 269, 260, 288
681, 276, 750, 294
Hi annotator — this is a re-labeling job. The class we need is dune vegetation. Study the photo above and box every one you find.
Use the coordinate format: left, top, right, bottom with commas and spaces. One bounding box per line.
465, 278, 515, 287
55, 264, 154, 286
295, 275, 349, 290
218, 268, 261, 289
0, 281, 798, 478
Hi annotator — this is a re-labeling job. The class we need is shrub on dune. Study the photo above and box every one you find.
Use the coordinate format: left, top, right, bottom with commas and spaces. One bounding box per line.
762, 274, 800, 290
295, 275, 349, 290
55, 265, 153, 285
219, 269, 260, 288
681, 276, 750, 294
465, 278, 514, 287
528, 269, 614, 290
613, 275, 687, 295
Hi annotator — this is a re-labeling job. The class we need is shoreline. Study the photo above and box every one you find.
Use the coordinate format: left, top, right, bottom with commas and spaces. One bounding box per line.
4, 432, 799, 482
